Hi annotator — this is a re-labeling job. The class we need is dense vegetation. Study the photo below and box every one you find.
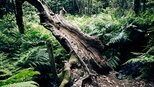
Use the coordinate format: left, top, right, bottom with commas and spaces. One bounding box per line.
0, 0, 154, 87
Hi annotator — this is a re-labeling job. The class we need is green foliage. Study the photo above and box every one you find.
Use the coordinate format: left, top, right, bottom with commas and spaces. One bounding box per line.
125, 46, 154, 64
0, 70, 12, 80
124, 48, 154, 79
68, 8, 154, 70
45, 0, 106, 14
0, 0, 154, 84
0, 53, 17, 74
0, 14, 21, 55
144, 22, 154, 51
1, 81, 38, 87
68, 13, 131, 69
68, 12, 130, 43
0, 68, 39, 86
123, 11, 154, 79
0, 6, 67, 85
0, 11, 58, 86
16, 47, 40, 66
106, 49, 120, 69
0, 0, 15, 17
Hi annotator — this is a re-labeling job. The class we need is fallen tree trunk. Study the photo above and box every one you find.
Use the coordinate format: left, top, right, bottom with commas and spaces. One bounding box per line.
15, 0, 109, 73
15, 0, 110, 86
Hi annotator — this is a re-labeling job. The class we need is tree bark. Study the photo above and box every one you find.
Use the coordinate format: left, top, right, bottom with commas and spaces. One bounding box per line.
15, 0, 108, 71
15, 0, 110, 86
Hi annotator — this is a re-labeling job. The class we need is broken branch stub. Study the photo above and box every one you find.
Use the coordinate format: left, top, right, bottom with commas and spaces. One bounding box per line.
15, 0, 110, 74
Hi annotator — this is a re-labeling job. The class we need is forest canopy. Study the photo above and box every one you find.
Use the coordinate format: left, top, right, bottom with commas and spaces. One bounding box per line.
0, 0, 154, 87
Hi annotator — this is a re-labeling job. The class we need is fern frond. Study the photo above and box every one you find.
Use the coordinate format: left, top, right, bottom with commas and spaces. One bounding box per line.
1, 81, 38, 87
107, 30, 129, 46
0, 70, 12, 80
0, 68, 39, 86
107, 56, 120, 69
125, 46, 154, 64
125, 55, 154, 64
16, 47, 40, 66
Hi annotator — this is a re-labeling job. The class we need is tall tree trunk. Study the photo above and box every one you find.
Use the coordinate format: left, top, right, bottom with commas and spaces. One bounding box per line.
15, 0, 24, 34
134, 0, 141, 15
72, 0, 79, 14
142, 0, 146, 12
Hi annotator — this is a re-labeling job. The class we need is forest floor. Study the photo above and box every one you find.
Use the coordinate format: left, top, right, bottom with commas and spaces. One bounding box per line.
83, 71, 154, 87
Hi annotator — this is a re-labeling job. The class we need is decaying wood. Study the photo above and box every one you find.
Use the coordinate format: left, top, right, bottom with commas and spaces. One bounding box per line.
59, 53, 77, 87
15, 0, 109, 73
15, 0, 110, 86
14, 0, 154, 87
59, 52, 91, 87
59, 60, 71, 87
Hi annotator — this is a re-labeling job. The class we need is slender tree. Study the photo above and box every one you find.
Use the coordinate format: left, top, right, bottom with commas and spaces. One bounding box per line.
142, 0, 146, 11
134, 0, 141, 15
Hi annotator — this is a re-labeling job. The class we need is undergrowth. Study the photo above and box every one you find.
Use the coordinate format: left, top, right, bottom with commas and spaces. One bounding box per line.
0, 4, 67, 86
0, 4, 154, 86
68, 10, 154, 77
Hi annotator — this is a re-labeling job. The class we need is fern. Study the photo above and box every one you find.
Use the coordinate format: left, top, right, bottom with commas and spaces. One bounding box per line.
16, 47, 40, 67
107, 56, 120, 69
0, 70, 12, 80
123, 46, 154, 79
1, 81, 38, 87
16, 48, 50, 68
0, 53, 17, 73
0, 68, 39, 86
104, 48, 120, 69
106, 30, 129, 46
0, 9, 64, 87
126, 55, 154, 64
70, 13, 130, 69
125, 46, 154, 64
